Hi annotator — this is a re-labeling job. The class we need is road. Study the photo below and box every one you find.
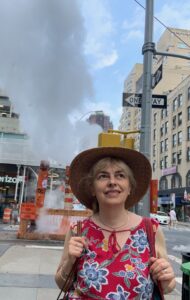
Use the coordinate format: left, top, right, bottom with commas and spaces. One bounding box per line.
0, 223, 189, 299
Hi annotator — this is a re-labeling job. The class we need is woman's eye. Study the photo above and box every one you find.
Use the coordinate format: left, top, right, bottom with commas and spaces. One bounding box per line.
116, 173, 126, 178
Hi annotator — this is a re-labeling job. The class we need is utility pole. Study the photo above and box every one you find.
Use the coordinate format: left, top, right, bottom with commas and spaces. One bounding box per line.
138, 0, 154, 216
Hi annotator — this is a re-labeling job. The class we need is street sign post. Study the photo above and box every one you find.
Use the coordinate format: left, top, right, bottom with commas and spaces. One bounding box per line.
122, 92, 167, 108
152, 64, 163, 89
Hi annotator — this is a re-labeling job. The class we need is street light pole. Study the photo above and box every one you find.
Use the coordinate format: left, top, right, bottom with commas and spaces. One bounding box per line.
138, 0, 154, 216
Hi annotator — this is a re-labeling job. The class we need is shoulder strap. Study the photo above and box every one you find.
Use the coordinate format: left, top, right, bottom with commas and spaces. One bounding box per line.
144, 217, 156, 257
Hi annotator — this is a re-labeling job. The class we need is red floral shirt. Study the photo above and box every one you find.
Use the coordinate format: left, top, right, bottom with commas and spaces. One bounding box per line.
69, 217, 158, 300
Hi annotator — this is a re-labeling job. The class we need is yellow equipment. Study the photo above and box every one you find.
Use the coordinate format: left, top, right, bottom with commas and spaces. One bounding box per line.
98, 129, 140, 149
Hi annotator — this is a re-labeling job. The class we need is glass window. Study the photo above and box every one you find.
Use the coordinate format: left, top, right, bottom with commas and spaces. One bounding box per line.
172, 152, 177, 165
178, 94, 183, 107
173, 98, 178, 111
172, 134, 177, 147
160, 141, 164, 153
160, 125, 164, 137
171, 174, 181, 188
153, 160, 156, 172
153, 144, 156, 157
160, 159, 164, 169
164, 156, 168, 168
165, 121, 168, 134
173, 116, 176, 129
178, 112, 182, 126
188, 87, 190, 101
188, 106, 190, 121
153, 113, 157, 123
159, 176, 168, 190
165, 138, 168, 151
161, 109, 164, 119
187, 147, 190, 162
153, 129, 156, 141
178, 131, 182, 145
177, 150, 182, 164
187, 127, 190, 141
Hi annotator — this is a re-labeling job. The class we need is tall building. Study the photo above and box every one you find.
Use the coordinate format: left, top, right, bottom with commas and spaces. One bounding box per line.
0, 94, 65, 219
87, 111, 113, 132
119, 28, 190, 220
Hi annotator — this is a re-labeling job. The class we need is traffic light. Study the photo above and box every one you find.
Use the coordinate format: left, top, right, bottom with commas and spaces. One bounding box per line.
98, 130, 137, 149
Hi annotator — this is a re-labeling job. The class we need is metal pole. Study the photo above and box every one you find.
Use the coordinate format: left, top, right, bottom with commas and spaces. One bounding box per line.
14, 164, 20, 201
138, 0, 154, 216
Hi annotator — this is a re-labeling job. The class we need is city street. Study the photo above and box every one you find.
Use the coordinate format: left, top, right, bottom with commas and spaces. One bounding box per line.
0, 222, 189, 299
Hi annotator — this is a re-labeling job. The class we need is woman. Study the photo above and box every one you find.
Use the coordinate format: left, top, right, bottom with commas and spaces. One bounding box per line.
55, 146, 175, 299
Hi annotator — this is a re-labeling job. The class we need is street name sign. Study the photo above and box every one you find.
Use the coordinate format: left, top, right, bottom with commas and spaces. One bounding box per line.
122, 93, 167, 109
152, 64, 163, 89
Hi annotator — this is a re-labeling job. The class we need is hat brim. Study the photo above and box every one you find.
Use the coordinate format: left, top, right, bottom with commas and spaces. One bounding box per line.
69, 147, 152, 209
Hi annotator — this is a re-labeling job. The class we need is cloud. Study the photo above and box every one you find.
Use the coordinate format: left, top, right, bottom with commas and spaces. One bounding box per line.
81, 0, 118, 69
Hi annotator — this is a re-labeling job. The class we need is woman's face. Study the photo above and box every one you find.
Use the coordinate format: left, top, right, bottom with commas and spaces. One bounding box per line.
91, 161, 131, 208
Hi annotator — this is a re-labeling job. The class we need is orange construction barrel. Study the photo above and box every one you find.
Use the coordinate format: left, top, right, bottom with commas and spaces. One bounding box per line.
3, 208, 12, 223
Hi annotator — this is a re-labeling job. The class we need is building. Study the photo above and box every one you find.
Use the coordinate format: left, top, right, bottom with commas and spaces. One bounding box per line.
0, 94, 65, 219
87, 111, 113, 132
119, 28, 190, 220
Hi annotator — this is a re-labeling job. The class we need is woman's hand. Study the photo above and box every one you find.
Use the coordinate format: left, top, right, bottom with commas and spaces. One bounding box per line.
149, 257, 176, 293
68, 236, 87, 262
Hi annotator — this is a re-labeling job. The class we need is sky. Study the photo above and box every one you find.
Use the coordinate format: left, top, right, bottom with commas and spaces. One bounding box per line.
0, 0, 190, 165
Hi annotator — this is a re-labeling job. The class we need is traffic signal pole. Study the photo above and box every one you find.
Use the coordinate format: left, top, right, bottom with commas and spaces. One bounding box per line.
138, 0, 154, 216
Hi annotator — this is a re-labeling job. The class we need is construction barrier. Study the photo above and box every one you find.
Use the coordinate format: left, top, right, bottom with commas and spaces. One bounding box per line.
3, 208, 12, 223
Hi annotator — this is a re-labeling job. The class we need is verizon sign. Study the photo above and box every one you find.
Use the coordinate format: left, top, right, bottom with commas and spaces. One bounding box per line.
0, 175, 24, 184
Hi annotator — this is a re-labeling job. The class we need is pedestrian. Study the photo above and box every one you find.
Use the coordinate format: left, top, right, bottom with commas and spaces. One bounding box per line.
55, 146, 176, 299
169, 208, 177, 229
11, 203, 19, 225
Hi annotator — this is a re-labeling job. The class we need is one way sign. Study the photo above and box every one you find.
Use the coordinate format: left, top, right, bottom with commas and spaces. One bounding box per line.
122, 93, 167, 109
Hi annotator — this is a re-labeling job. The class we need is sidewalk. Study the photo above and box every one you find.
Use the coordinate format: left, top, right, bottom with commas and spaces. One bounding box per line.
0, 243, 62, 300
0, 223, 184, 299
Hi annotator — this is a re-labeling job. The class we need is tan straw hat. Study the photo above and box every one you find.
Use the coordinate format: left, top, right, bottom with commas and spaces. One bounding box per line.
69, 147, 152, 209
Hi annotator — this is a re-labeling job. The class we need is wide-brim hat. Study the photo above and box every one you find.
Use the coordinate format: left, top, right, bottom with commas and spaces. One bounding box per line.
69, 147, 152, 209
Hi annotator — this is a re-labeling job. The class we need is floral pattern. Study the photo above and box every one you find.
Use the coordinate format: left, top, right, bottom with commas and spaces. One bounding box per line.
130, 229, 148, 253
107, 284, 130, 300
70, 218, 158, 299
78, 261, 108, 292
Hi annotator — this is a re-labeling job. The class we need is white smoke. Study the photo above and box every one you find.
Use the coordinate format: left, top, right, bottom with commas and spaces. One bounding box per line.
0, 0, 101, 165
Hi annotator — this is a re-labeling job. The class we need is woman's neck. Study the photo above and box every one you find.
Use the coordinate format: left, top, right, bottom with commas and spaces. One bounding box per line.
97, 206, 129, 230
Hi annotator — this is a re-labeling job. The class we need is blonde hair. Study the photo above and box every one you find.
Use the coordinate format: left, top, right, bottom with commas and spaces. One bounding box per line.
83, 157, 136, 213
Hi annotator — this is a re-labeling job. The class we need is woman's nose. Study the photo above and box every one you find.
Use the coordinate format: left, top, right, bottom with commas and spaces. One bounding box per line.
108, 175, 116, 185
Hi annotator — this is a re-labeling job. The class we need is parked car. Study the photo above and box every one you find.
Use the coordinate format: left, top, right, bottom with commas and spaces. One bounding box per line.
150, 211, 170, 225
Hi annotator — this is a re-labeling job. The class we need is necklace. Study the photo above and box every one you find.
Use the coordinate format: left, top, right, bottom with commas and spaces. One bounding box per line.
98, 212, 129, 231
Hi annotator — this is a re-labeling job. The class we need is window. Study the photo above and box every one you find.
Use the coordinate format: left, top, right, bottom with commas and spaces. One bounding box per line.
160, 159, 164, 169
187, 127, 190, 141
160, 125, 164, 137
160, 141, 164, 153
153, 160, 156, 172
165, 138, 168, 151
172, 134, 177, 147
173, 116, 176, 129
177, 150, 182, 164
171, 173, 181, 188
172, 152, 177, 165
164, 156, 168, 168
153, 145, 156, 157
188, 87, 190, 101
186, 171, 190, 187
153, 129, 156, 141
178, 112, 182, 126
173, 98, 178, 111
188, 106, 190, 121
159, 176, 168, 190
178, 131, 182, 145
161, 109, 164, 119
187, 147, 190, 161
165, 121, 168, 134
178, 94, 183, 107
